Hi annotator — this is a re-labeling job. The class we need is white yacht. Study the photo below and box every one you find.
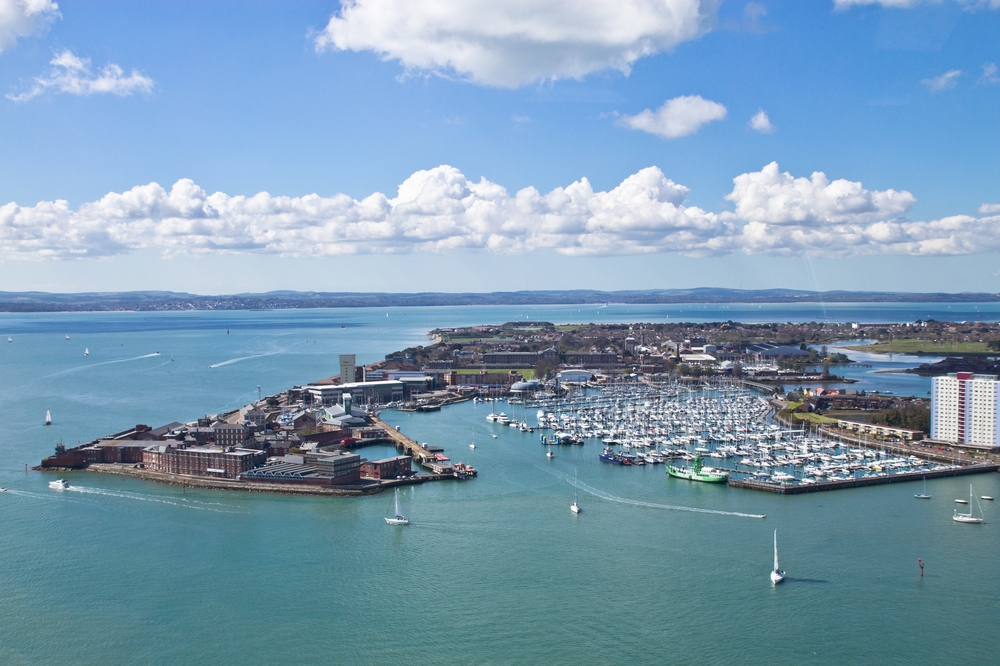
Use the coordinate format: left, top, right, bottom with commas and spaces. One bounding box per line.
770, 530, 785, 585
49, 479, 70, 490
546, 449, 554, 458
384, 488, 409, 525
953, 485, 985, 524
570, 470, 581, 514
914, 476, 931, 499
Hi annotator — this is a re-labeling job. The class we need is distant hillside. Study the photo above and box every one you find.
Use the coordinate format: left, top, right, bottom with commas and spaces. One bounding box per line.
0, 288, 998, 312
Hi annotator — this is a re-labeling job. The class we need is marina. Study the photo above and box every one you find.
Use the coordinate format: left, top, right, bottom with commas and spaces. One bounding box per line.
523, 381, 994, 493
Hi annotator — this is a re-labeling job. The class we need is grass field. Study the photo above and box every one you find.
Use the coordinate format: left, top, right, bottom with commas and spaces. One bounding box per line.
792, 412, 839, 424
844, 340, 993, 355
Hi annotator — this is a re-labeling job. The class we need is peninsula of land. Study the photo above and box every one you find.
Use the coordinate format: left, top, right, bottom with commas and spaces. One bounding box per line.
4, 287, 1000, 312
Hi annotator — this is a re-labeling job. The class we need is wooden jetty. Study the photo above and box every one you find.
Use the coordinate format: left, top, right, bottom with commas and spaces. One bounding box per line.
729, 462, 999, 494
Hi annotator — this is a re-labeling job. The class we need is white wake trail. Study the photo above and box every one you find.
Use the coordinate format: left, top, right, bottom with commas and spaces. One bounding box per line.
66, 485, 243, 513
573, 478, 766, 519
539, 467, 765, 519
209, 350, 282, 368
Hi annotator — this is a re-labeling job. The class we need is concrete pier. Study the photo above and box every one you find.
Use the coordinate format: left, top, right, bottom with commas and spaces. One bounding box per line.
728, 462, 999, 494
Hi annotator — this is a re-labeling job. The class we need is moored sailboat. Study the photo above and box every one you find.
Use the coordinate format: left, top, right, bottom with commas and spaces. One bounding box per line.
914, 476, 931, 499
953, 485, 985, 524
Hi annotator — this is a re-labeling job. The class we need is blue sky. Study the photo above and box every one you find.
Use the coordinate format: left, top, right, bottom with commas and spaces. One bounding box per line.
1, 0, 998, 295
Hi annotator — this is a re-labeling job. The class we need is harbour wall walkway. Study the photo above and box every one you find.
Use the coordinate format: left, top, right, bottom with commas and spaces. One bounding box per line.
729, 462, 999, 494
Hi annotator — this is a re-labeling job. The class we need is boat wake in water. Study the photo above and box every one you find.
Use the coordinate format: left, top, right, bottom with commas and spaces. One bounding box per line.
66, 485, 244, 513
42, 352, 163, 379
209, 350, 283, 368
541, 467, 765, 519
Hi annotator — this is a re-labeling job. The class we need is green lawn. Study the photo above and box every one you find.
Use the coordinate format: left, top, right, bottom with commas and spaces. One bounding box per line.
844, 340, 993, 355
792, 412, 839, 424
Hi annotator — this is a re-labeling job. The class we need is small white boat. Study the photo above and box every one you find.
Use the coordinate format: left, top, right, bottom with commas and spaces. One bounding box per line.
570, 470, 581, 514
49, 479, 70, 490
954, 485, 985, 524
384, 488, 409, 525
0, 487, 7, 492
982, 496, 994, 501
914, 477, 930, 499
65, 334, 70, 340
955, 498, 969, 504
84, 348, 89, 356
6, 337, 11, 343
469, 443, 475, 449
546, 450, 554, 458
45, 410, 52, 426
770, 529, 785, 585
491, 434, 497, 439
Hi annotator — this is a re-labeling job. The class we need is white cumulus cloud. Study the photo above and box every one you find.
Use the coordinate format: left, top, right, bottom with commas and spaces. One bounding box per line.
0, 0, 58, 53
979, 202, 1000, 214
749, 109, 774, 133
835, 1, 1000, 8
7, 49, 154, 102
5, 163, 1000, 261
314, 0, 716, 88
980, 62, 999, 84
618, 95, 727, 139
921, 69, 962, 93
726, 162, 915, 226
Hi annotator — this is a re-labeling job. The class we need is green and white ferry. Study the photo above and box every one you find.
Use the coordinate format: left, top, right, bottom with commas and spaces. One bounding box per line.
667, 454, 729, 484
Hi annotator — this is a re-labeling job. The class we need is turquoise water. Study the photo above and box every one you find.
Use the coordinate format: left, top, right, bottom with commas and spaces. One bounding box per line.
1, 305, 997, 665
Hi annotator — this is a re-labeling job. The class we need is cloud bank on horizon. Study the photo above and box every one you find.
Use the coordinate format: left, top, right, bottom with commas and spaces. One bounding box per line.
3, 163, 998, 261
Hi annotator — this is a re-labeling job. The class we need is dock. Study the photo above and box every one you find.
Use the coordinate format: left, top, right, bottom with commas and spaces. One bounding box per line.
371, 414, 477, 478
728, 462, 999, 494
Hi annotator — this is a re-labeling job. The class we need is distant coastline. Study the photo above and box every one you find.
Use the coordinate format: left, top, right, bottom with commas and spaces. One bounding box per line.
2, 288, 999, 313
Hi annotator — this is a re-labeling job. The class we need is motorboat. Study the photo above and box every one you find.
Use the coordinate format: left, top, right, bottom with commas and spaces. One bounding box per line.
770, 529, 785, 585
546, 449, 554, 458
384, 488, 409, 525
49, 479, 70, 490
570, 470, 581, 514
982, 496, 994, 501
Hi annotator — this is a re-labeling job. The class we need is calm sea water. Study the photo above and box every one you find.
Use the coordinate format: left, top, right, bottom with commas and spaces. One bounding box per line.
1, 304, 997, 665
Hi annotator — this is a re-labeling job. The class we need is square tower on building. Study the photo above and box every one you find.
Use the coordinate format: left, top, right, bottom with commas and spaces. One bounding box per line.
339, 354, 356, 384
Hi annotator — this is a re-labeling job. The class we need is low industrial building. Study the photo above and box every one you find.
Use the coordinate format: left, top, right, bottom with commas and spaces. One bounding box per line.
305, 380, 405, 406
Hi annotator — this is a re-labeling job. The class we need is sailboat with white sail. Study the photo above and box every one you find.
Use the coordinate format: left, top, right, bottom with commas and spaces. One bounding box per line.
953, 485, 985, 524
384, 488, 409, 525
770, 530, 785, 584
570, 470, 581, 514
